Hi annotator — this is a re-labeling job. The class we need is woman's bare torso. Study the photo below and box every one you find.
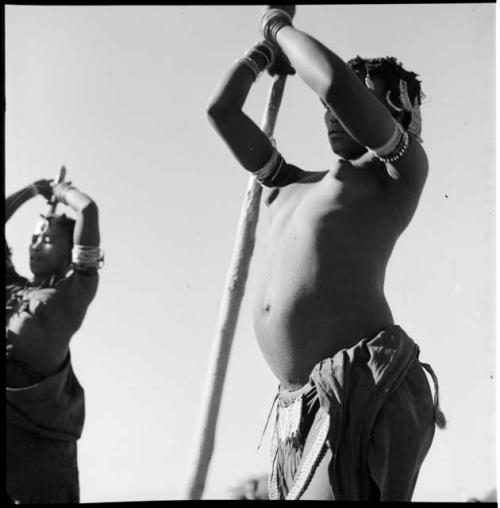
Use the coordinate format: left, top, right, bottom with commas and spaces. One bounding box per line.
253, 160, 400, 389
6, 271, 98, 388
6, 286, 71, 386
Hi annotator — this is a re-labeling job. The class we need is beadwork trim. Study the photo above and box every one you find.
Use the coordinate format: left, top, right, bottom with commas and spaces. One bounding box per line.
267, 393, 304, 500
276, 394, 304, 442
268, 411, 331, 500
286, 412, 330, 500
268, 428, 280, 500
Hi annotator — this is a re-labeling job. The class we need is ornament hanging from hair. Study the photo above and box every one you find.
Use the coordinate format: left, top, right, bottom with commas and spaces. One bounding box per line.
349, 56, 424, 142
365, 70, 375, 90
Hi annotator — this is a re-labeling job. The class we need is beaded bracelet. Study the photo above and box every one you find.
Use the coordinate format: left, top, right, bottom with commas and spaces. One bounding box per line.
372, 129, 410, 164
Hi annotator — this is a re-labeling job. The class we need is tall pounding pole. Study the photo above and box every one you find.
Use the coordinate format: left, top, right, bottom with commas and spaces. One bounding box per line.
182, 74, 287, 500
46, 166, 67, 216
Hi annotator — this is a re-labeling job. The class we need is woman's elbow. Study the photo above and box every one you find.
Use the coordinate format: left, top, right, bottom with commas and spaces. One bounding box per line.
206, 97, 238, 125
81, 200, 98, 219
206, 100, 225, 123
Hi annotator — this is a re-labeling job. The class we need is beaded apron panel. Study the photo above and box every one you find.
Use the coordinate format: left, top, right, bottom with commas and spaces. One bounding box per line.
268, 392, 330, 500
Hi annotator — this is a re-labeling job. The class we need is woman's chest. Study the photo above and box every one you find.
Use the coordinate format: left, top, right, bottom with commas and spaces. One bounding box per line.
6, 286, 67, 336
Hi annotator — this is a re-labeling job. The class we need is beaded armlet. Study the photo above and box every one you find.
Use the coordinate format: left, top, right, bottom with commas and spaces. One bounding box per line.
369, 123, 410, 164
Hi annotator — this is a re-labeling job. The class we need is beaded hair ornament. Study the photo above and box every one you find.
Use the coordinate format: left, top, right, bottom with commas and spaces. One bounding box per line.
352, 56, 423, 142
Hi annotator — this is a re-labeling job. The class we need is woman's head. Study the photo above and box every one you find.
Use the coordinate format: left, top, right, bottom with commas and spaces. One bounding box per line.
347, 55, 423, 135
323, 56, 424, 159
29, 214, 75, 278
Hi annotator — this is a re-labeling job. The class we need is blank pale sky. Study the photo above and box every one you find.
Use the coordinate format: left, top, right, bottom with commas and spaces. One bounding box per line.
5, 4, 496, 502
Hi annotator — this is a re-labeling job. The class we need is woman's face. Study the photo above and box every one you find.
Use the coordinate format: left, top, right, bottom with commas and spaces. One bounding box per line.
29, 219, 71, 277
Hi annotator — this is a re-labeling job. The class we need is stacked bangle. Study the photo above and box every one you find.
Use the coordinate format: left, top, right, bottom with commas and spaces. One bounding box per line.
238, 40, 276, 81
253, 40, 276, 68
261, 8, 293, 44
72, 244, 104, 270
239, 55, 261, 80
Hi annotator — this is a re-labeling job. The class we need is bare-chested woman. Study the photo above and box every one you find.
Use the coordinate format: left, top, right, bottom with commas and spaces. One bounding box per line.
207, 5, 444, 501
6, 177, 102, 503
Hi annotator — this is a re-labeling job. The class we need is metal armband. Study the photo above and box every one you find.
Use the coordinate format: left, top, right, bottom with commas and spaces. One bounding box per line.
253, 147, 289, 187
71, 244, 104, 270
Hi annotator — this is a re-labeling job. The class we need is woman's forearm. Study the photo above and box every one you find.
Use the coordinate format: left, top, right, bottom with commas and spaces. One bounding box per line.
73, 202, 100, 247
54, 184, 100, 246
207, 40, 274, 119
5, 185, 37, 223
207, 61, 256, 120
55, 186, 94, 214
276, 26, 348, 102
207, 45, 277, 172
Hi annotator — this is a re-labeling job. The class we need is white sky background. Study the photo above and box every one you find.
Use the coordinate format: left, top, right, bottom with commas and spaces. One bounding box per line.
5, 4, 496, 502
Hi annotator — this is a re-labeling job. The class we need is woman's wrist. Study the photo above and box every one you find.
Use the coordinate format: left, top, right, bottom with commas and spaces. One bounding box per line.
53, 182, 74, 205
29, 183, 39, 198
261, 8, 294, 44
238, 40, 276, 80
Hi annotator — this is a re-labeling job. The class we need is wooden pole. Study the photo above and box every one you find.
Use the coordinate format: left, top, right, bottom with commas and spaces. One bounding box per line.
182, 74, 287, 500
46, 166, 67, 216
